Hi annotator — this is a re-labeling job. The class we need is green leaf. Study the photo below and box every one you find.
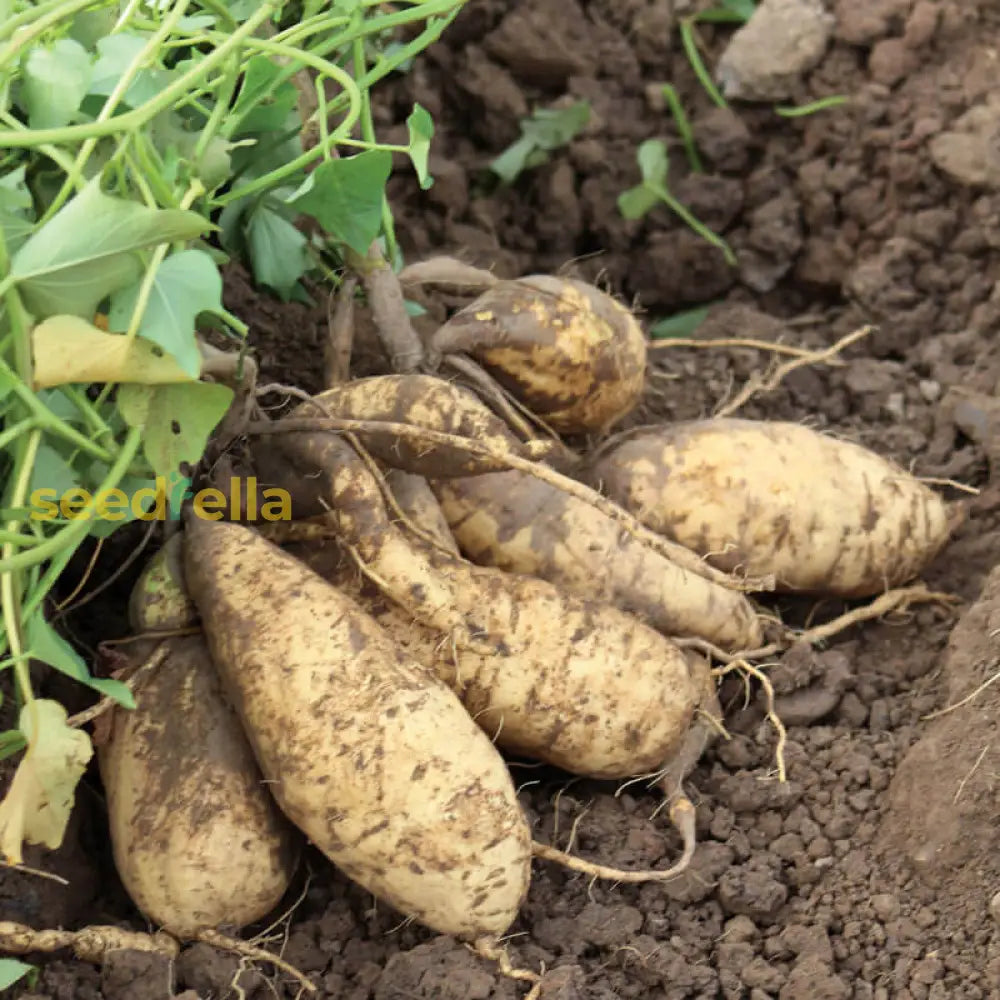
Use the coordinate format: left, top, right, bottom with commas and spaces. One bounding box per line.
117, 381, 234, 482
406, 103, 434, 190
29, 444, 81, 512
68, 7, 119, 50
108, 250, 222, 376
246, 202, 310, 299
649, 306, 713, 339
0, 731, 27, 762
720, 0, 756, 20
230, 55, 282, 121
89, 34, 173, 109
20, 38, 93, 129
10, 178, 212, 319
25, 615, 135, 706
289, 150, 392, 255
637, 138, 669, 185
0, 166, 35, 256
489, 136, 537, 186
0, 957, 33, 989
617, 183, 661, 221
490, 102, 590, 184
230, 55, 299, 138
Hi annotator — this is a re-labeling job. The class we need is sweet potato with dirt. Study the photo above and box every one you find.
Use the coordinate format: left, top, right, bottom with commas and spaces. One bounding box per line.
274, 372, 555, 481
384, 468, 459, 556
587, 418, 955, 597
182, 517, 532, 940
289, 540, 706, 782
99, 551, 298, 938
263, 431, 703, 780
430, 275, 647, 434
431, 469, 762, 650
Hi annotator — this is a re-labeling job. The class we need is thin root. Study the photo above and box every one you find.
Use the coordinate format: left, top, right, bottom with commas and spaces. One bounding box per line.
532, 796, 697, 883
442, 351, 565, 446
675, 584, 957, 664
69, 642, 171, 731
712, 660, 787, 781
922, 667, 1000, 721
197, 929, 316, 993
471, 936, 542, 1000
715, 325, 873, 419
246, 407, 771, 593
648, 336, 831, 361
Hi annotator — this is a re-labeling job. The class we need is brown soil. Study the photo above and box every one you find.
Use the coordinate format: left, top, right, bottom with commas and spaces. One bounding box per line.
6, 1, 1000, 998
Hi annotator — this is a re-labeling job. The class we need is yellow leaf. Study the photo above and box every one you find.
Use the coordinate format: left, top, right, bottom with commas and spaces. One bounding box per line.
0, 700, 93, 865
31, 315, 194, 389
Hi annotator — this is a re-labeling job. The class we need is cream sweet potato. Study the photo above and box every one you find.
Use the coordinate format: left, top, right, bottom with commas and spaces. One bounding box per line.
431, 469, 762, 650
182, 517, 532, 940
587, 418, 955, 597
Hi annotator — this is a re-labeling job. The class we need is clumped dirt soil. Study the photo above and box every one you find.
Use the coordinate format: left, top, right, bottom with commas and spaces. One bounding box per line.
6, 1, 1000, 997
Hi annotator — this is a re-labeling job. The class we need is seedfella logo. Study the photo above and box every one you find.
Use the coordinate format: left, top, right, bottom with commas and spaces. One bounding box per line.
29, 477, 291, 522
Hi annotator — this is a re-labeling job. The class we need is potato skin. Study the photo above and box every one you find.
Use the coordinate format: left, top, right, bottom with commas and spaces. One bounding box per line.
587, 419, 954, 597
430, 275, 647, 433
182, 518, 532, 940
98, 635, 299, 938
290, 542, 702, 781
431, 470, 762, 651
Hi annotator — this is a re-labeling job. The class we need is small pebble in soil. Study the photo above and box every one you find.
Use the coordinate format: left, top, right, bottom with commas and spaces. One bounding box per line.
716, 0, 835, 102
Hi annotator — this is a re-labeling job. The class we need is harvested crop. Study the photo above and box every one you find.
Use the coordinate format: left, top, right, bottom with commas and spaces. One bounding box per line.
99, 554, 298, 938
271, 373, 555, 483
289, 539, 705, 781
99, 636, 299, 938
431, 469, 762, 650
430, 275, 647, 434
384, 468, 459, 556
265, 431, 703, 780
182, 517, 532, 940
587, 418, 954, 597
127, 534, 197, 632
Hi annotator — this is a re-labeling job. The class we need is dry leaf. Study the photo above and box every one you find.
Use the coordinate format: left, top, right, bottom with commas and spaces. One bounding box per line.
31, 315, 194, 389
0, 700, 94, 865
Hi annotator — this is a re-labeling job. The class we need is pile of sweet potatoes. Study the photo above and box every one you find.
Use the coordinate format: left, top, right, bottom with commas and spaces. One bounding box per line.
97, 270, 958, 989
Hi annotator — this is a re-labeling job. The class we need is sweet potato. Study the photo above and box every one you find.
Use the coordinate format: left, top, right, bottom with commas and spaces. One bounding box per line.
384, 468, 459, 556
430, 275, 647, 433
587, 419, 954, 597
99, 555, 298, 938
264, 431, 703, 780
289, 539, 705, 781
182, 517, 532, 940
275, 372, 553, 479
99, 636, 299, 938
254, 432, 501, 649
431, 470, 762, 651
127, 533, 197, 632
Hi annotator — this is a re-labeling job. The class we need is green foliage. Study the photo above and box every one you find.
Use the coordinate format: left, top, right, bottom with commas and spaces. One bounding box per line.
491, 101, 591, 184
0, 958, 34, 989
0, 0, 467, 864
618, 139, 736, 266
648, 305, 713, 339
